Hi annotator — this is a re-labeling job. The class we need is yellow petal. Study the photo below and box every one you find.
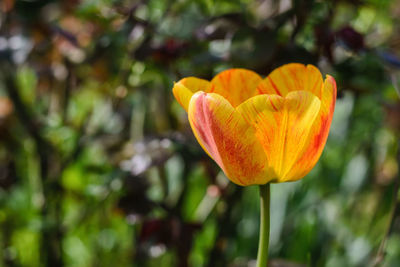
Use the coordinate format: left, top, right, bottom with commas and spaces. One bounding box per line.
284, 75, 337, 181
210, 68, 262, 107
172, 77, 211, 111
188, 92, 274, 185
237, 90, 321, 182
256, 63, 323, 98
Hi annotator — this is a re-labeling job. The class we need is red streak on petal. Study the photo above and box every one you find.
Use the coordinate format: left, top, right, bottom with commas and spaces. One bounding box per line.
269, 97, 278, 112
220, 70, 232, 89
268, 77, 282, 96
308, 89, 336, 160
288, 67, 301, 90
209, 84, 216, 93
310, 78, 321, 98
312, 115, 328, 151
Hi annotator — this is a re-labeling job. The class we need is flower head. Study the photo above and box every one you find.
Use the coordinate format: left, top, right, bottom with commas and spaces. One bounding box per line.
173, 63, 336, 186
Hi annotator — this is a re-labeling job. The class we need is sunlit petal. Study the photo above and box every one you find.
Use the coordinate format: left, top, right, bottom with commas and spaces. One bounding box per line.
284, 75, 337, 181
237, 90, 321, 182
256, 63, 323, 98
188, 92, 274, 185
210, 68, 262, 107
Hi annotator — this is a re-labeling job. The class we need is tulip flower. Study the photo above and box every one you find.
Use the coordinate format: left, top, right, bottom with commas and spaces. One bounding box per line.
172, 63, 336, 266
173, 63, 336, 184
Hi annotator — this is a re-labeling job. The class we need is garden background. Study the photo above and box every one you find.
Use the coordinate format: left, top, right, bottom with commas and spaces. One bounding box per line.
1, 0, 400, 266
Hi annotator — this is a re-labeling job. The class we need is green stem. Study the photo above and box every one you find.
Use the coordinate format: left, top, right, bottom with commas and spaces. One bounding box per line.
257, 183, 270, 267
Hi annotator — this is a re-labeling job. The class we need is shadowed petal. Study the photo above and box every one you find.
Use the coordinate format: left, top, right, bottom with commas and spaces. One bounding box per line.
172, 77, 211, 111
256, 63, 323, 98
188, 92, 274, 185
237, 90, 321, 182
210, 68, 262, 107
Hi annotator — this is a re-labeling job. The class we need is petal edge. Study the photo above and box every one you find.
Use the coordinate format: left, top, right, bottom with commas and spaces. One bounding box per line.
172, 77, 211, 111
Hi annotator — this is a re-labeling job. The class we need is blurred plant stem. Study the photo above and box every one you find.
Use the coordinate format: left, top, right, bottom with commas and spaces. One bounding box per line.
257, 183, 270, 267
2, 67, 64, 267
373, 139, 400, 266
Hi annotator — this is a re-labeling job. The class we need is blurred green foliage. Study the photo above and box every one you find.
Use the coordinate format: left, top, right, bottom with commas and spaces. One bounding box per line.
1, 0, 400, 266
